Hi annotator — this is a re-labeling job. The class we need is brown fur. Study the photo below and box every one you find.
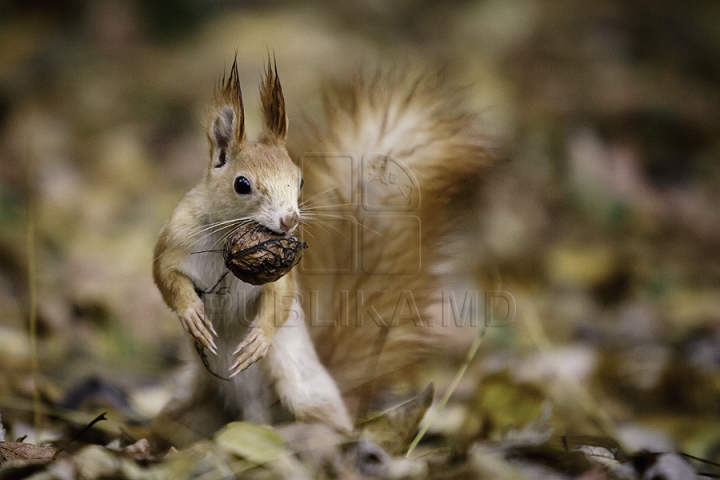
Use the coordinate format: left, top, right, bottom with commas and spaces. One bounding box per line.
295, 70, 495, 416
153, 62, 496, 443
260, 57, 288, 143
153, 60, 353, 446
212, 57, 246, 147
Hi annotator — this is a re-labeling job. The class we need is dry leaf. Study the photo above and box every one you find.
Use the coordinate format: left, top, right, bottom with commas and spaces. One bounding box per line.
121, 438, 158, 464
361, 383, 434, 455
214, 422, 287, 465
0, 441, 57, 466
73, 445, 118, 478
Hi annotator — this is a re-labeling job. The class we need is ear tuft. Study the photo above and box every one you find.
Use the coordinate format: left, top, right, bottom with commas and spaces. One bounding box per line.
260, 55, 288, 143
211, 107, 233, 166
209, 55, 246, 157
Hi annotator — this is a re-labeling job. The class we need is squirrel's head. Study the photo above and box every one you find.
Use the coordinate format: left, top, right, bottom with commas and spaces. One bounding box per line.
203, 57, 302, 235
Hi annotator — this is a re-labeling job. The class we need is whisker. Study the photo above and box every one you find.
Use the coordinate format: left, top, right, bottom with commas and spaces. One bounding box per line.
194, 217, 253, 235
214, 220, 255, 249
300, 202, 356, 211
195, 219, 254, 250
358, 223, 384, 237
302, 213, 384, 238
301, 212, 352, 220
153, 227, 227, 263
300, 186, 339, 207
304, 219, 352, 241
299, 225, 316, 240
185, 217, 253, 245
305, 221, 335, 238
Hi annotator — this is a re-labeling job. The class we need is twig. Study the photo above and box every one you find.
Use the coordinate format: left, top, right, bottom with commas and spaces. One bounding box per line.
406, 327, 486, 458
194, 341, 231, 381
71, 412, 108, 442
26, 138, 41, 442
0, 395, 112, 428
678, 451, 720, 469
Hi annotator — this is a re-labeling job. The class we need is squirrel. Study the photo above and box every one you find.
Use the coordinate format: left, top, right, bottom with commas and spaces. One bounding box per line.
151, 58, 494, 446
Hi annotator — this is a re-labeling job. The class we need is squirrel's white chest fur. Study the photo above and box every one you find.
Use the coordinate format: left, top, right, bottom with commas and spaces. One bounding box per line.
179, 229, 348, 427
182, 231, 273, 421
183, 231, 263, 331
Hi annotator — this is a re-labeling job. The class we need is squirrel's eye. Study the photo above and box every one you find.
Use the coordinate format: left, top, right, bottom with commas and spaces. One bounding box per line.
234, 176, 251, 195
300, 178, 304, 189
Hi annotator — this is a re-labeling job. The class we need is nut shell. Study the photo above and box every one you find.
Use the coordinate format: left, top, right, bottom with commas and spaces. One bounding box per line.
223, 223, 306, 285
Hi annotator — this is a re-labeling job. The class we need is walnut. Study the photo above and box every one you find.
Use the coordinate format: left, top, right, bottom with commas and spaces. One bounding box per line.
223, 223, 306, 285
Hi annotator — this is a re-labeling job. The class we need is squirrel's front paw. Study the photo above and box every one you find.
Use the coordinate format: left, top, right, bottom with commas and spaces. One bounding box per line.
179, 299, 218, 355
229, 326, 271, 377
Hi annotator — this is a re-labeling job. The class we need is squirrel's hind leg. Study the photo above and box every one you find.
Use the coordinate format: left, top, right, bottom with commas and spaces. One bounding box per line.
265, 308, 353, 433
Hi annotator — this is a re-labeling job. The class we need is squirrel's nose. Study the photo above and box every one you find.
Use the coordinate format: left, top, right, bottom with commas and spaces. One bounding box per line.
279, 213, 299, 233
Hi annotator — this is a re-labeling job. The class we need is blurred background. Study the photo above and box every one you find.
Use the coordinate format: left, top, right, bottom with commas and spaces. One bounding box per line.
1, 0, 720, 468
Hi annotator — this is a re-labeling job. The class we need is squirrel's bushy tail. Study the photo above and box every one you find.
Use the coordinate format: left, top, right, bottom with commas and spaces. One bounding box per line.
295, 70, 495, 417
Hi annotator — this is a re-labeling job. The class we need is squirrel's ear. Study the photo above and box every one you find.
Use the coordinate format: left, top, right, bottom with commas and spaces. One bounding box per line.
209, 57, 246, 165
260, 57, 288, 143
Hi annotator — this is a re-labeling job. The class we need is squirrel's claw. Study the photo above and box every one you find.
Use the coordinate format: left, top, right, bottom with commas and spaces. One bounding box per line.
180, 301, 217, 355
229, 328, 271, 377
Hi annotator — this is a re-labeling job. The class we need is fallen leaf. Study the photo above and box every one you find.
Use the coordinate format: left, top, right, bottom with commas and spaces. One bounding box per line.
214, 422, 287, 465
478, 371, 547, 438
73, 445, 118, 478
573, 445, 619, 469
361, 383, 435, 455
0, 441, 57, 467
121, 438, 157, 464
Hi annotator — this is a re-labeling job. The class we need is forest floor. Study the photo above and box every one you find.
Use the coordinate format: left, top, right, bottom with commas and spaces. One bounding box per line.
1, 1, 719, 478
